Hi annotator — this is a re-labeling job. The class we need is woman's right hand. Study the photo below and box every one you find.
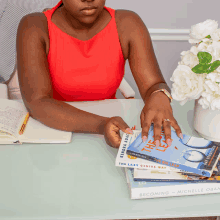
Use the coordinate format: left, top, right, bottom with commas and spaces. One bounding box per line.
103, 116, 133, 148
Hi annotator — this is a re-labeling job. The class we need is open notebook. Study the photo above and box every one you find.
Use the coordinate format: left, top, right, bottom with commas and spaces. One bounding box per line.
0, 98, 72, 144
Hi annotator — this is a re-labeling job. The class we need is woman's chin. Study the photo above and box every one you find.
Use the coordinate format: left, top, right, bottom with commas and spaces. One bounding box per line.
79, 17, 99, 26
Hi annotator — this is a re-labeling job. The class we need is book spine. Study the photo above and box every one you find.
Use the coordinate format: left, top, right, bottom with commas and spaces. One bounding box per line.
131, 183, 220, 199
115, 160, 180, 171
116, 159, 190, 172
115, 160, 166, 170
133, 178, 220, 183
126, 150, 212, 177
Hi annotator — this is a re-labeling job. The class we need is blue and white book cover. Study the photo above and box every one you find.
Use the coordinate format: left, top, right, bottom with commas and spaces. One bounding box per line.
115, 130, 186, 172
133, 159, 220, 182
126, 124, 220, 177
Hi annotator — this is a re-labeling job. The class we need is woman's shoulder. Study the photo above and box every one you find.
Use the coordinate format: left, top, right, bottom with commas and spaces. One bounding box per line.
115, 9, 147, 35
19, 12, 48, 27
115, 9, 144, 25
18, 12, 48, 38
17, 12, 49, 51
115, 9, 147, 34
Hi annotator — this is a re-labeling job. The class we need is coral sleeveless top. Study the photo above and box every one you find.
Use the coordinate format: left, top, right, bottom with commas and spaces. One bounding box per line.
43, 0, 125, 101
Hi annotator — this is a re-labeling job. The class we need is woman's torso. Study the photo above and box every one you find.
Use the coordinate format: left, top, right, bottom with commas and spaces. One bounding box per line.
42, 3, 129, 59
30, 2, 130, 101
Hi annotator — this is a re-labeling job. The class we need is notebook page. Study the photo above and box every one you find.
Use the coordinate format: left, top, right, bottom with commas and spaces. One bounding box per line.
19, 117, 72, 143
0, 99, 27, 137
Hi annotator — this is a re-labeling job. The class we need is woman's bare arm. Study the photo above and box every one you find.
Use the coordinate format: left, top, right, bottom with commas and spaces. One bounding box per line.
116, 10, 170, 102
16, 14, 108, 134
115, 10, 182, 146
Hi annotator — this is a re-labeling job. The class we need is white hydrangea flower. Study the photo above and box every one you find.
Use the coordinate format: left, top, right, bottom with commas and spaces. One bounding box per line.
205, 72, 220, 83
180, 50, 189, 56
199, 78, 220, 110
210, 29, 220, 42
172, 20, 220, 109
190, 19, 218, 40
198, 97, 210, 109
170, 65, 205, 105
190, 46, 199, 55
207, 41, 220, 61
197, 42, 209, 51
180, 51, 199, 68
202, 38, 213, 44
203, 81, 214, 94
204, 80, 219, 92
189, 38, 201, 44
210, 98, 220, 110
201, 91, 214, 103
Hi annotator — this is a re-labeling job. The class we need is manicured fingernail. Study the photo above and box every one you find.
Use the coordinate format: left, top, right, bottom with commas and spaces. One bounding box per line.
142, 136, 147, 143
155, 140, 159, 148
167, 139, 172, 147
126, 128, 133, 134
179, 133, 183, 139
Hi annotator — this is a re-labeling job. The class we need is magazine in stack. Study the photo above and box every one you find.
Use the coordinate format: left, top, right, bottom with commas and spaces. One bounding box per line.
116, 124, 220, 199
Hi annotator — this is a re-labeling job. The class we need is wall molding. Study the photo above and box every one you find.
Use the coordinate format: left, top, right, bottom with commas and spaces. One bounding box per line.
148, 28, 190, 41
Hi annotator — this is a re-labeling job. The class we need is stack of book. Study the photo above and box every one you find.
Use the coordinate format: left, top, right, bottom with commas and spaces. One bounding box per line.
116, 124, 220, 199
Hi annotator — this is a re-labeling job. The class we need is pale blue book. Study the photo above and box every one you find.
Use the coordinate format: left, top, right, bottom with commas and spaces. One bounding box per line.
126, 124, 220, 177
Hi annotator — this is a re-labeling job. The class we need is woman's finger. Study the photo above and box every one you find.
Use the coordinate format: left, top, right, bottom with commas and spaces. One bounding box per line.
170, 117, 183, 139
163, 120, 172, 147
104, 124, 121, 148
141, 109, 154, 143
153, 116, 163, 147
113, 116, 133, 135
140, 111, 145, 129
105, 117, 133, 148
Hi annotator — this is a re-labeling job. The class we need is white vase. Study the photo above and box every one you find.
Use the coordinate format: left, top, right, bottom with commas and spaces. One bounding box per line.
193, 98, 220, 142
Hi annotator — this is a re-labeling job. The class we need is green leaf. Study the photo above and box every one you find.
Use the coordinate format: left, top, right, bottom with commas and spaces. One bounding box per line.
206, 60, 220, 73
205, 35, 211, 38
192, 63, 212, 74
197, 51, 212, 64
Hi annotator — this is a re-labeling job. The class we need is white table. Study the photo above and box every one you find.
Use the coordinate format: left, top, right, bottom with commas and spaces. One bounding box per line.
0, 99, 219, 220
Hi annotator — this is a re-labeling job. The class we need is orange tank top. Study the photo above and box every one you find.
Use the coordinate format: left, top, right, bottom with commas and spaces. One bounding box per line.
43, 0, 125, 101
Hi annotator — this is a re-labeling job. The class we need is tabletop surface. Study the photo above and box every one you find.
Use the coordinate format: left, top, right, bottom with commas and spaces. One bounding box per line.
0, 99, 219, 220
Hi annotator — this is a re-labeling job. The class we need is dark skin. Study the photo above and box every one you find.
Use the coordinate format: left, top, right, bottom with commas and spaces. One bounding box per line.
16, 0, 182, 148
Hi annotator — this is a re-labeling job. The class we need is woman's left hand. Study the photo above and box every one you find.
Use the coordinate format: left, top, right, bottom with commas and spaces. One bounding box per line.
140, 91, 183, 147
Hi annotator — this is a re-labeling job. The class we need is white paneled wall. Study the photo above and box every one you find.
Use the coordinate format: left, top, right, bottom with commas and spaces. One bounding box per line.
149, 28, 190, 41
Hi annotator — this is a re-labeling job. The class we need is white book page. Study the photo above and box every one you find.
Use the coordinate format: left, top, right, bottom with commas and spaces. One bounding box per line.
0, 131, 18, 144
19, 116, 72, 143
0, 99, 27, 137
133, 168, 188, 180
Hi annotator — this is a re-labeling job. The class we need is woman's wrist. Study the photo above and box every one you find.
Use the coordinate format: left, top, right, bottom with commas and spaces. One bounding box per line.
97, 117, 110, 135
151, 89, 173, 103
143, 83, 172, 103
150, 90, 171, 103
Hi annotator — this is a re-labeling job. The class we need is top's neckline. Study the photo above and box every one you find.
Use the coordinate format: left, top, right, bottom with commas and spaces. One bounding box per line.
48, 1, 114, 42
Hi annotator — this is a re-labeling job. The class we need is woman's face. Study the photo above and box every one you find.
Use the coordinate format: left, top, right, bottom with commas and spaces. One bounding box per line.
62, 0, 106, 27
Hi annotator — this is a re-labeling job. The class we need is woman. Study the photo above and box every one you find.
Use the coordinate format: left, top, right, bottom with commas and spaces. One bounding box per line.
16, 0, 183, 148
